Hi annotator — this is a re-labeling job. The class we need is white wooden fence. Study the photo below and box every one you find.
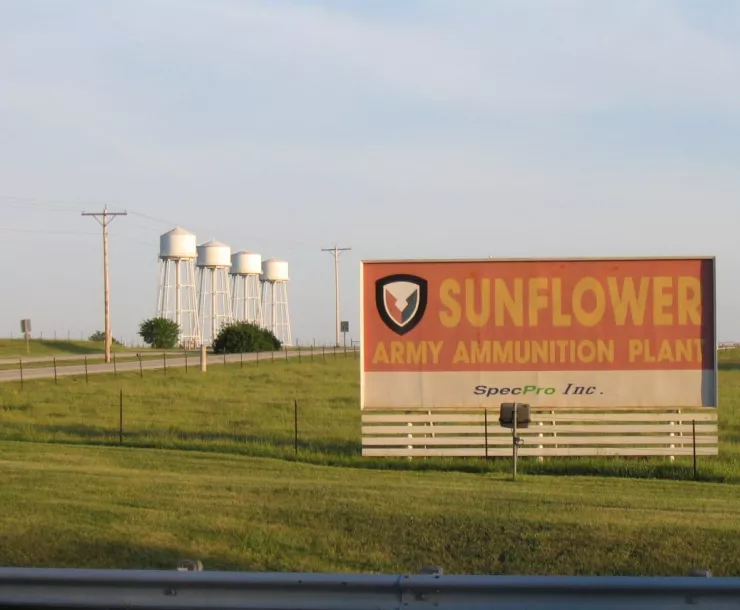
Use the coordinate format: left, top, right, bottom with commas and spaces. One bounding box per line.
362, 407, 718, 458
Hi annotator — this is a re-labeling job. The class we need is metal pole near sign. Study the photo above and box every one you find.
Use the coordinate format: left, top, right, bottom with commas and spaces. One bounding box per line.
499, 403, 530, 481
321, 246, 351, 347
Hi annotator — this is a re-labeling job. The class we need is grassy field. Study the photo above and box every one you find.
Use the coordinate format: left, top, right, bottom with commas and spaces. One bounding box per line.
0, 350, 738, 481
0, 442, 739, 574
0, 339, 138, 358
0, 350, 738, 574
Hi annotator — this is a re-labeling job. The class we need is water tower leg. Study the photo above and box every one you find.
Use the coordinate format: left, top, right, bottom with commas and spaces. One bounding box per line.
211, 269, 217, 344
175, 260, 182, 338
272, 282, 277, 337
243, 276, 248, 322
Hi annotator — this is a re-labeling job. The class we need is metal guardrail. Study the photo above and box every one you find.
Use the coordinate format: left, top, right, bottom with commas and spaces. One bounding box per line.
0, 568, 739, 609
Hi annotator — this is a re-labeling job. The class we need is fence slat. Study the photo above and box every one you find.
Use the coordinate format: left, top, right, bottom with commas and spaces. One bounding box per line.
363, 436, 717, 447
362, 424, 718, 435
362, 408, 718, 458
362, 446, 718, 457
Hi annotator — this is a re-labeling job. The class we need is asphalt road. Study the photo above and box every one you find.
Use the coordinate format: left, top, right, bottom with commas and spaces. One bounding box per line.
0, 348, 349, 383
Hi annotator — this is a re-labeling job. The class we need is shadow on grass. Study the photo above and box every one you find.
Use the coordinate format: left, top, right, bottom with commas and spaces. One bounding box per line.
0, 532, 247, 571
0, 422, 362, 456
35, 341, 107, 355
0, 423, 730, 484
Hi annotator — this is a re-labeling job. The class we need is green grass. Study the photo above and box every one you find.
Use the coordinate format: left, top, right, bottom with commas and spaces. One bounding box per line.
1, 441, 739, 574
0, 339, 138, 358
0, 350, 738, 482
0, 350, 739, 574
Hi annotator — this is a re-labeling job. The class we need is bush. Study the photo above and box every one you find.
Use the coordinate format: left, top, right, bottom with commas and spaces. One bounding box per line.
212, 322, 281, 354
138, 318, 181, 349
89, 331, 122, 345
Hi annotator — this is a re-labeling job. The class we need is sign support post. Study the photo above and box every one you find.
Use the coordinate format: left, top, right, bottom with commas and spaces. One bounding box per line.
20, 319, 31, 356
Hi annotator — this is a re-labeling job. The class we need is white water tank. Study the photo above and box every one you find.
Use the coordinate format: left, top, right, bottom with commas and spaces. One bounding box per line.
196, 240, 231, 268
230, 251, 262, 276
262, 258, 289, 282
160, 227, 197, 259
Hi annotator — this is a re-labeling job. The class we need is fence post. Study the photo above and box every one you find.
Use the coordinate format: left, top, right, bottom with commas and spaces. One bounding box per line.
484, 409, 489, 460
84, 356, 89, 383
119, 389, 123, 444
285, 346, 288, 361
184, 350, 188, 374
256, 350, 259, 367
200, 344, 207, 372
693, 419, 697, 480
240, 351, 243, 368
53, 358, 58, 384
294, 399, 299, 457
512, 409, 518, 481
163, 352, 167, 376
19, 359, 23, 390
113, 353, 117, 377
138, 353, 143, 378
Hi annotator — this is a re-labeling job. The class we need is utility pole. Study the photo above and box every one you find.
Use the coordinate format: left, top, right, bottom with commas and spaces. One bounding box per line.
82, 205, 127, 363
321, 245, 351, 347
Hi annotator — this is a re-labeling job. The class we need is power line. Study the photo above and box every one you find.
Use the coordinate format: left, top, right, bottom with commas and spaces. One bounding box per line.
127, 210, 177, 225
321, 245, 351, 347
0, 195, 96, 211
129, 210, 321, 250
0, 228, 98, 235
1, 196, 323, 250
82, 206, 127, 363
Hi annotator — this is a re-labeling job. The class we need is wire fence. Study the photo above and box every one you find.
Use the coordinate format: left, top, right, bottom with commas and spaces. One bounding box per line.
0, 346, 361, 460
0, 331, 360, 350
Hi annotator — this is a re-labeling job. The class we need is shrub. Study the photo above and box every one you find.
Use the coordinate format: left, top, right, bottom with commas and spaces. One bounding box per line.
212, 322, 281, 354
138, 318, 181, 349
89, 331, 122, 345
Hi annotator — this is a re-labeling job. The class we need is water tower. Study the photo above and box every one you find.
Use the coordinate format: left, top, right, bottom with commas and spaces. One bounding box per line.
261, 258, 292, 346
196, 240, 233, 345
230, 250, 263, 326
156, 227, 201, 348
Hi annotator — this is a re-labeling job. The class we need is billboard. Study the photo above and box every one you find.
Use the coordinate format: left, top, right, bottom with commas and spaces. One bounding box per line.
360, 257, 716, 409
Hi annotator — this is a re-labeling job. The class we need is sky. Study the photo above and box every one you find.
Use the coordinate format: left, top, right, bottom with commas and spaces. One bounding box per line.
1, 0, 739, 344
